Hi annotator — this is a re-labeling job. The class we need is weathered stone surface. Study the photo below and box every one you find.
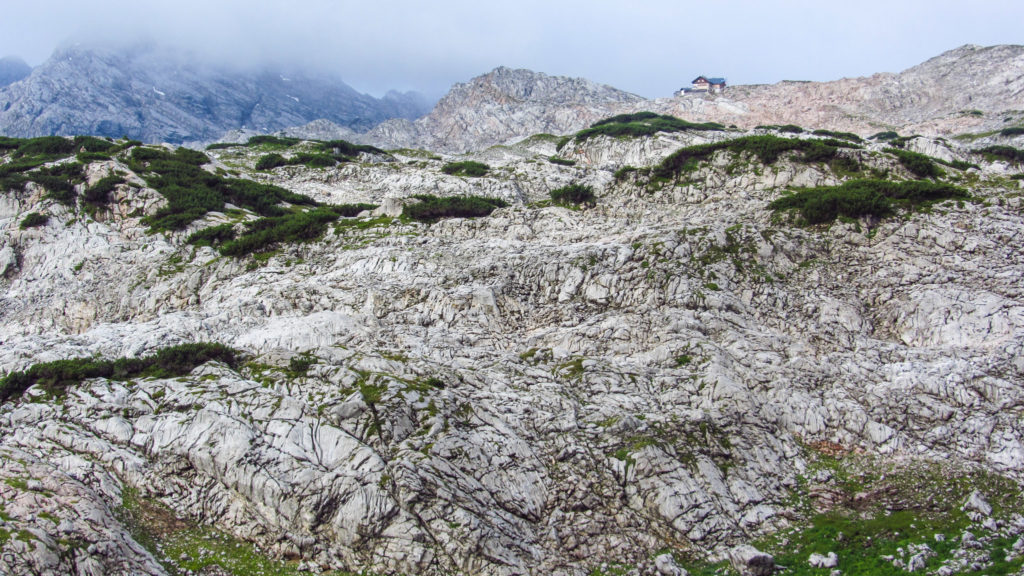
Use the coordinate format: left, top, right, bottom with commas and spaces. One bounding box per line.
0, 123, 1022, 575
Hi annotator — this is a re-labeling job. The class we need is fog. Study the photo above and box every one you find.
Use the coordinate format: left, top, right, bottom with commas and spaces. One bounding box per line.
2, 0, 1022, 99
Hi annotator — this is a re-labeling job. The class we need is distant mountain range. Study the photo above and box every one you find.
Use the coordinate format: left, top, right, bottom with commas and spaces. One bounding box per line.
0, 43, 1022, 151
0, 43, 432, 144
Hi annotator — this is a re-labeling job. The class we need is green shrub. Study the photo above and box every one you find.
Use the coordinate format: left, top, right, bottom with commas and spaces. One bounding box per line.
548, 156, 576, 166
402, 194, 507, 222
591, 112, 663, 127
886, 148, 942, 178
128, 146, 317, 232
563, 113, 724, 149
216, 208, 341, 257
35, 163, 84, 205
291, 153, 336, 168
869, 131, 900, 141
769, 179, 968, 225
313, 140, 386, 158
205, 142, 244, 150
550, 184, 596, 207
0, 343, 239, 404
255, 153, 288, 170
812, 129, 863, 143
614, 166, 639, 181
186, 224, 237, 247
288, 355, 317, 376
327, 203, 378, 217
83, 174, 125, 204
757, 123, 802, 132
246, 135, 301, 148
999, 126, 1024, 137
975, 145, 1024, 164
15, 136, 76, 158
653, 135, 854, 180
19, 212, 49, 229
441, 161, 490, 177
72, 136, 117, 154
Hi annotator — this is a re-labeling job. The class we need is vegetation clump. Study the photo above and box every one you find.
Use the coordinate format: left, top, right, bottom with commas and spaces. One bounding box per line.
886, 148, 942, 178
127, 146, 316, 232
0, 343, 240, 404
811, 129, 863, 142
441, 161, 490, 177
83, 174, 126, 204
757, 124, 804, 133
870, 131, 900, 141
769, 179, 967, 225
549, 184, 596, 207
975, 145, 1024, 164
402, 194, 507, 222
653, 135, 856, 180
559, 112, 724, 150
547, 156, 576, 166
19, 212, 49, 229
999, 126, 1024, 137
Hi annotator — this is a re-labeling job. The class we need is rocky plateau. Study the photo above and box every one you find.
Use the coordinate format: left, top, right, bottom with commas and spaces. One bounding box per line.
0, 44, 1024, 576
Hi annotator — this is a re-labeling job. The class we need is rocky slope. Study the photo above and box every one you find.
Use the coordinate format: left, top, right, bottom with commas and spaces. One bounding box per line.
0, 44, 432, 144
354, 45, 1024, 152
0, 129, 1023, 575
360, 66, 646, 152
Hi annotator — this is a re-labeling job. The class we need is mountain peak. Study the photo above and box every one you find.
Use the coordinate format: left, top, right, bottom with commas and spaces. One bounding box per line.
0, 42, 432, 143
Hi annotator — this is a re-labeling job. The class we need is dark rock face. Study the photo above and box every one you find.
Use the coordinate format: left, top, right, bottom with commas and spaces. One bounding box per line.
0, 44, 431, 143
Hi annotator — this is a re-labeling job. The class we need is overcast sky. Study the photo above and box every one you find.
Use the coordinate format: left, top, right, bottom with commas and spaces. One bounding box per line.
1, 0, 1021, 99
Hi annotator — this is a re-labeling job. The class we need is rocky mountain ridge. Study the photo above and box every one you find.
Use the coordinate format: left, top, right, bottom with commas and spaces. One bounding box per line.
0, 44, 432, 144
354, 44, 1024, 152
0, 122, 1023, 575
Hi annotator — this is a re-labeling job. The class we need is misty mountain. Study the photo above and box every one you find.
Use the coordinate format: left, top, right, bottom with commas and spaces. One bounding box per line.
0, 56, 31, 87
0, 44, 432, 143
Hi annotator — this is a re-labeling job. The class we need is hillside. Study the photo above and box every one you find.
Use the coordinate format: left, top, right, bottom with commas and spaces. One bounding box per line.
0, 44, 432, 144
1, 118, 1023, 575
353, 45, 1024, 153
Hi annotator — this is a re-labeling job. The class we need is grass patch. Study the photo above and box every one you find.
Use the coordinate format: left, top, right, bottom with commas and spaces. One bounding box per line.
0, 343, 240, 404
769, 179, 968, 225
